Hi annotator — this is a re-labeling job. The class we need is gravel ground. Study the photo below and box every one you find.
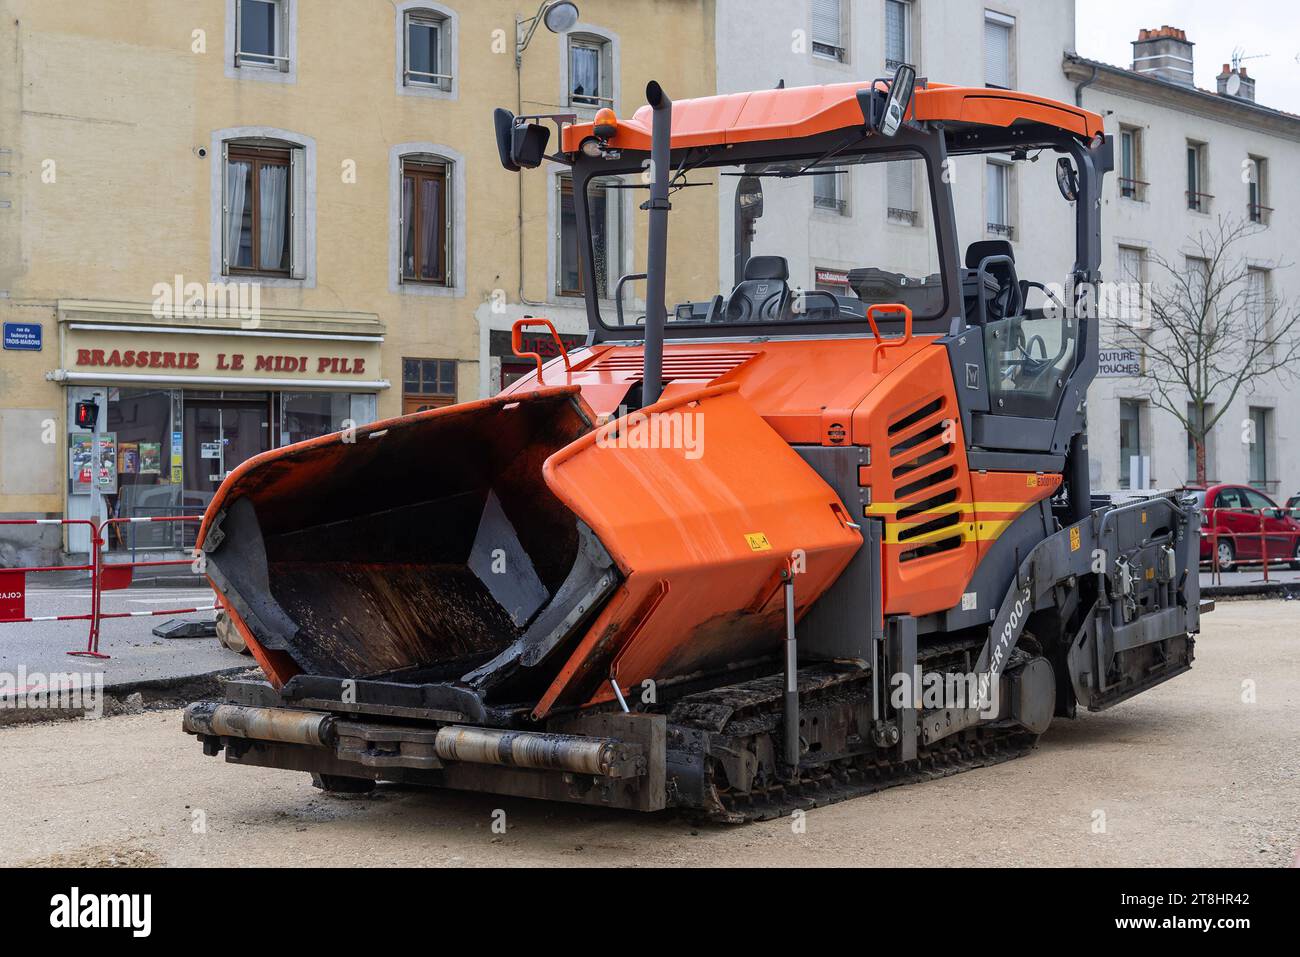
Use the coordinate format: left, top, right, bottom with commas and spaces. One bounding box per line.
2, 600, 1296, 868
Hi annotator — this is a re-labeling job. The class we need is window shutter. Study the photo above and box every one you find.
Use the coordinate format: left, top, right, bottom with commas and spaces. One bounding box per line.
984, 17, 1012, 87
444, 162, 454, 286
290, 146, 306, 279
220, 144, 229, 274
811, 0, 841, 48
888, 160, 913, 212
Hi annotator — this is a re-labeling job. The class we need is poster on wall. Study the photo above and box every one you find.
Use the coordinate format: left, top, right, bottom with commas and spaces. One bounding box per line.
94, 433, 118, 494
138, 442, 162, 475
69, 433, 94, 493
117, 442, 140, 474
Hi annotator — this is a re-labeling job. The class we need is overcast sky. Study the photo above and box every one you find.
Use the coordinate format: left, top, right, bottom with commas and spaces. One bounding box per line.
1076, 0, 1300, 113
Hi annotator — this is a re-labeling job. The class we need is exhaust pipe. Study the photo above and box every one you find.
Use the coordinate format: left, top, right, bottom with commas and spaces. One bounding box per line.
641, 80, 672, 406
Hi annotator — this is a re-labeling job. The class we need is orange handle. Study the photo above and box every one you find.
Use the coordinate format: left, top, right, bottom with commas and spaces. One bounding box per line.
511, 318, 572, 385
866, 303, 913, 370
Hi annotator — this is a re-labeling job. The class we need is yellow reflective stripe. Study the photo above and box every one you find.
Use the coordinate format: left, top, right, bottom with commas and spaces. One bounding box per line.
864, 499, 1038, 517
880, 518, 1019, 545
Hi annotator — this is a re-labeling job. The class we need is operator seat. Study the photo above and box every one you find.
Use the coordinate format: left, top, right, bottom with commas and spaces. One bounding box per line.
724, 255, 791, 322
964, 239, 1021, 322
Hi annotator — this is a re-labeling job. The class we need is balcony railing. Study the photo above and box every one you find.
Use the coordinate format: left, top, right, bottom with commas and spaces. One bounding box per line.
987, 222, 1015, 239
1118, 177, 1149, 202
1186, 189, 1214, 213
1248, 202, 1273, 225
814, 195, 847, 214
888, 207, 919, 225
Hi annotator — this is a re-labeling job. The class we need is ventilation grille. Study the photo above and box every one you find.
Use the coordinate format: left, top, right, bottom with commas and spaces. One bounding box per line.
588, 350, 758, 380
887, 395, 962, 562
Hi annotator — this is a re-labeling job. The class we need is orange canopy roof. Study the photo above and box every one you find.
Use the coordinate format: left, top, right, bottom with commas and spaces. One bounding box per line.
560, 81, 1104, 154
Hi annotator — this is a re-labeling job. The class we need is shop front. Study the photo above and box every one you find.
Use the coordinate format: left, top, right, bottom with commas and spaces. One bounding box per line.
55, 302, 387, 555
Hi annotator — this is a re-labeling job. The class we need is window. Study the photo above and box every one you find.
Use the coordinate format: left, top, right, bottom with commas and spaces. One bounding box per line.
887, 159, 917, 225
401, 159, 449, 284
569, 36, 612, 108
1247, 155, 1270, 224
986, 160, 1012, 238
813, 169, 847, 214
812, 0, 845, 62
885, 0, 911, 70
984, 11, 1014, 88
1119, 126, 1145, 201
403, 10, 452, 91
558, 175, 622, 298
1119, 399, 1146, 490
402, 358, 457, 414
1248, 407, 1273, 491
1186, 142, 1209, 212
235, 0, 288, 71
223, 144, 292, 276
1116, 245, 1147, 327
1247, 267, 1272, 346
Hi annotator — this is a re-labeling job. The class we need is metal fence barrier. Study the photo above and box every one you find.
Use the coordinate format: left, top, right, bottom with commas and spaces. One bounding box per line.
0, 516, 217, 659
1199, 507, 1300, 586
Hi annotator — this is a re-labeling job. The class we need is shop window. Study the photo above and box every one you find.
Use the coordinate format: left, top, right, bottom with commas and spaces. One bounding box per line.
279, 392, 353, 446
403, 358, 457, 413
85, 389, 185, 550
401, 158, 450, 284
223, 143, 299, 277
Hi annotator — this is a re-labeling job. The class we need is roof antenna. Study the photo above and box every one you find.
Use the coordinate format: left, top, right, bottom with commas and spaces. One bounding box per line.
776, 78, 785, 89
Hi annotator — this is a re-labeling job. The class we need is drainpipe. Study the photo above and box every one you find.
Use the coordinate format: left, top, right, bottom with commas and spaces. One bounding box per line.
1073, 58, 1099, 107
515, 54, 545, 307
641, 81, 672, 406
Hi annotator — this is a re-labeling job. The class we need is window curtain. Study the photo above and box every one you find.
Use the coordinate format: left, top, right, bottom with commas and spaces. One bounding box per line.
418, 177, 441, 279
225, 159, 251, 270
258, 163, 288, 270
571, 43, 600, 102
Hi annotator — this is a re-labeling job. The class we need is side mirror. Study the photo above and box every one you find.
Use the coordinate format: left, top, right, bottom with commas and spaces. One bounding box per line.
493, 108, 551, 171
1056, 157, 1080, 202
737, 175, 764, 219
876, 64, 916, 137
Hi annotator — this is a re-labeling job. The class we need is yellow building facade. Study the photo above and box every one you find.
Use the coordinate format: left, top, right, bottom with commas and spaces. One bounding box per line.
0, 0, 717, 562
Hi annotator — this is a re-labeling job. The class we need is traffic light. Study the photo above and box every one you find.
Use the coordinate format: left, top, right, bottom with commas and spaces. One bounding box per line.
74, 398, 99, 430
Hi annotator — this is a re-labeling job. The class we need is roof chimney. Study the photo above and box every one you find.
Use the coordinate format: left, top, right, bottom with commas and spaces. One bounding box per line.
1216, 62, 1257, 102
1132, 26, 1194, 87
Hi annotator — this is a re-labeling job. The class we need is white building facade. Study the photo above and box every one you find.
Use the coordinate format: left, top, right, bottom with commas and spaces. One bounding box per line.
712, 0, 1300, 500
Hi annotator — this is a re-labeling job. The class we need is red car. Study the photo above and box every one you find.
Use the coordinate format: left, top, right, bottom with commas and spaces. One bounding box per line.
1187, 484, 1300, 571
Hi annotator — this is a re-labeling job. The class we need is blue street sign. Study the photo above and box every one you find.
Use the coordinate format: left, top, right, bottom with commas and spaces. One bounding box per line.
2, 322, 42, 351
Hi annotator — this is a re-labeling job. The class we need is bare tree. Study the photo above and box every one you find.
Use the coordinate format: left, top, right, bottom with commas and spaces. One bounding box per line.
1107, 216, 1300, 486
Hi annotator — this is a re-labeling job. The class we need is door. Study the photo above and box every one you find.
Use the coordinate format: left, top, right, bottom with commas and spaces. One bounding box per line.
183, 399, 270, 510
1213, 487, 1259, 562
1241, 487, 1290, 563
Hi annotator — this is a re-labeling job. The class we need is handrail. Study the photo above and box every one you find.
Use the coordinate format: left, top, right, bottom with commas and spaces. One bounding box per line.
511, 317, 572, 385
866, 303, 913, 370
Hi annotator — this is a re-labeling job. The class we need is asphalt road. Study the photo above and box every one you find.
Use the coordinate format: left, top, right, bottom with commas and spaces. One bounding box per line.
2, 599, 1296, 868
0, 585, 245, 690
